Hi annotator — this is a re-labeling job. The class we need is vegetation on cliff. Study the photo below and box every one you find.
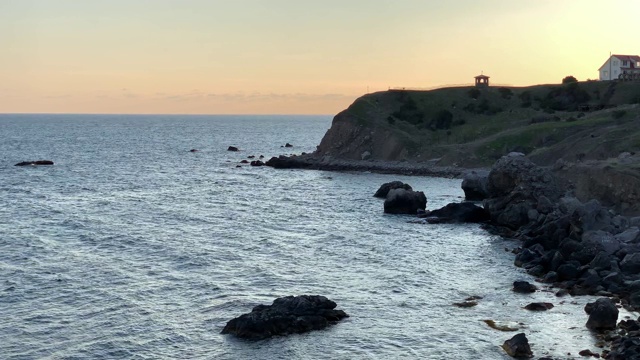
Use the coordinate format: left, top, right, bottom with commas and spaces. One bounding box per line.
315, 81, 640, 167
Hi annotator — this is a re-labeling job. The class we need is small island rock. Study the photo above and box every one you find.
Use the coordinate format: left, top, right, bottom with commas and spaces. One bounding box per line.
383, 188, 427, 215
221, 295, 348, 340
15, 160, 54, 166
227, 146, 239, 151
374, 181, 413, 198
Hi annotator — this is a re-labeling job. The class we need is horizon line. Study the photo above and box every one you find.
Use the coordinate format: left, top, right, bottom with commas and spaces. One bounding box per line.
0, 112, 335, 116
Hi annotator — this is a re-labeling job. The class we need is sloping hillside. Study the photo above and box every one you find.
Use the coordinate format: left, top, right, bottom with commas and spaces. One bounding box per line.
316, 81, 640, 167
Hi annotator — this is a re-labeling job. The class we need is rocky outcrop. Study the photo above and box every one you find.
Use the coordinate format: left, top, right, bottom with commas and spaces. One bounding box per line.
374, 181, 413, 198
250, 160, 265, 167
420, 202, 490, 223
501, 333, 533, 358
482, 153, 640, 316
585, 298, 619, 330
461, 170, 489, 201
483, 154, 566, 230
227, 146, 239, 151
15, 160, 54, 166
221, 295, 348, 340
383, 189, 427, 215
265, 154, 466, 177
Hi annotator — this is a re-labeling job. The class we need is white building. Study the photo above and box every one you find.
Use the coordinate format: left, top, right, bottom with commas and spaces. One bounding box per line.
598, 54, 640, 80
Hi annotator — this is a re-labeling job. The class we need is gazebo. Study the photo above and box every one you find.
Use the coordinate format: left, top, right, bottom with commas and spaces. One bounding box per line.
474, 74, 490, 87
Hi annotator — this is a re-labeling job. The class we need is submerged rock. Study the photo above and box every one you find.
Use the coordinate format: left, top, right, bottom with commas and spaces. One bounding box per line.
524, 302, 554, 311
374, 181, 413, 198
250, 160, 265, 167
15, 160, 54, 166
383, 188, 427, 215
501, 333, 533, 358
221, 295, 348, 340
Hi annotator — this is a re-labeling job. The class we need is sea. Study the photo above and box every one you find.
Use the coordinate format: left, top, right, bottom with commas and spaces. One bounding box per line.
0, 114, 628, 359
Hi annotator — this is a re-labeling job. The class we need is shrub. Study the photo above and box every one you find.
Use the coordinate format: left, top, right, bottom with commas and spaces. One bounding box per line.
468, 88, 481, 99
612, 110, 627, 119
498, 87, 514, 99
387, 116, 396, 125
429, 110, 453, 130
562, 75, 578, 84
519, 91, 532, 107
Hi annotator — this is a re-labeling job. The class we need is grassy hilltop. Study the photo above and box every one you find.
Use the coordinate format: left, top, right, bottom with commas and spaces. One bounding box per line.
316, 81, 640, 168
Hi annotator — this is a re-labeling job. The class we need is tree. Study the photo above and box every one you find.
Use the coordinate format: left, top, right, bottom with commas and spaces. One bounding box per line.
562, 75, 578, 84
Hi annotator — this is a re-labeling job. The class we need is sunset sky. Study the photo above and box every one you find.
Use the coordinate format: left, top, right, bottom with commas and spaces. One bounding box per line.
1, 0, 639, 114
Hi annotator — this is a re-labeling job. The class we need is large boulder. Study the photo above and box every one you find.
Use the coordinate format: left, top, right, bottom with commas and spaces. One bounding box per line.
501, 333, 533, 358
15, 160, 54, 166
221, 295, 348, 340
461, 171, 489, 201
483, 155, 565, 229
383, 189, 427, 215
422, 202, 490, 223
374, 181, 413, 198
585, 298, 619, 330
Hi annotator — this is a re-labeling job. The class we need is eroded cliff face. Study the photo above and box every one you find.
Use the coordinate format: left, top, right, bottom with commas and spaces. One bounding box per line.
555, 160, 640, 216
314, 93, 416, 161
315, 113, 407, 161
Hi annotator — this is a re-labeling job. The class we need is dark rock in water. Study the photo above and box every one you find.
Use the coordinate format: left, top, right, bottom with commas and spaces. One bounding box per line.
578, 349, 599, 357
383, 188, 427, 215
248, 155, 255, 159
235, 165, 242, 168
240, 160, 249, 164
259, 155, 264, 158
250, 160, 265, 167
189, 149, 199, 152
15, 160, 54, 166
461, 171, 489, 201
501, 333, 533, 358
422, 202, 490, 223
513, 281, 537, 293
227, 146, 239, 151
265, 155, 311, 169
524, 302, 554, 311
585, 298, 618, 330
220, 295, 348, 340
374, 181, 413, 198
285, 143, 293, 147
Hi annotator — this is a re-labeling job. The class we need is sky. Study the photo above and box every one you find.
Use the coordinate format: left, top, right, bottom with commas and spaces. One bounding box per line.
1, 0, 639, 115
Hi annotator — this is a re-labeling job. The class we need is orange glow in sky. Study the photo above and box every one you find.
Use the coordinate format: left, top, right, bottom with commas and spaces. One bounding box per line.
1, 0, 639, 114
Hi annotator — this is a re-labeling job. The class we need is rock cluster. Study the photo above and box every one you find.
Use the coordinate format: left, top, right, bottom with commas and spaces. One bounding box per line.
482, 154, 640, 310
221, 295, 348, 340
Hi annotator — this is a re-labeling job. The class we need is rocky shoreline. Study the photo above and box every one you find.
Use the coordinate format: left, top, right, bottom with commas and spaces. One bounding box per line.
262, 151, 640, 358
265, 153, 482, 178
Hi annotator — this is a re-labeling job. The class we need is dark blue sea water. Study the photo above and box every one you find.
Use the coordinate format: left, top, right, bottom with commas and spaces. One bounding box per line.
0, 114, 621, 359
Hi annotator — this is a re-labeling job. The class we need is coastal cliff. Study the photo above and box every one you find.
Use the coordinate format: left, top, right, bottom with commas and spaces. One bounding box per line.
316, 82, 640, 166
299, 81, 640, 214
